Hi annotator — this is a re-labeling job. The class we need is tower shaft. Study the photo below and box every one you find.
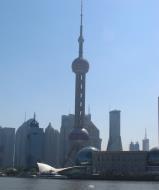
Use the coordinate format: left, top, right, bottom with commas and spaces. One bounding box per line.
75, 74, 86, 129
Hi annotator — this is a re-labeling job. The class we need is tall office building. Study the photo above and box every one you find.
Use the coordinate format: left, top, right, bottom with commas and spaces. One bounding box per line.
59, 114, 74, 166
107, 110, 123, 151
0, 127, 15, 168
129, 141, 140, 151
134, 142, 140, 151
84, 114, 102, 150
66, 1, 90, 165
44, 123, 60, 167
15, 114, 44, 168
129, 142, 135, 151
142, 129, 149, 151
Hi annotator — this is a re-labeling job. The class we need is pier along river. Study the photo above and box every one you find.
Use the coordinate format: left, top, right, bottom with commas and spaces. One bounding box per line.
1, 177, 159, 190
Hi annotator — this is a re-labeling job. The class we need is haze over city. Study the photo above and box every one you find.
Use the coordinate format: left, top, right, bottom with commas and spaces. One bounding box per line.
0, 0, 159, 150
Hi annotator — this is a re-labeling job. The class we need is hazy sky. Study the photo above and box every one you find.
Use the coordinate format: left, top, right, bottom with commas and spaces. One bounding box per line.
0, 0, 159, 150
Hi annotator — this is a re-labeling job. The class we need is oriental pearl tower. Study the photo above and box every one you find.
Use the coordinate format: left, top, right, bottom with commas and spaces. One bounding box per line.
66, 1, 90, 166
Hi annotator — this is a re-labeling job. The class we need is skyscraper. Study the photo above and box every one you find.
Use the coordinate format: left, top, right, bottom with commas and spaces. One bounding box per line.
142, 129, 149, 151
134, 142, 140, 151
0, 127, 15, 168
84, 114, 102, 150
129, 142, 135, 151
129, 141, 140, 151
15, 114, 44, 168
107, 110, 123, 151
44, 123, 60, 167
59, 114, 74, 166
66, 1, 90, 165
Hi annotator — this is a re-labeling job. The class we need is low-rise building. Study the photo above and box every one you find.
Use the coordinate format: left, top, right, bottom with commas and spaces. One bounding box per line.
92, 151, 147, 175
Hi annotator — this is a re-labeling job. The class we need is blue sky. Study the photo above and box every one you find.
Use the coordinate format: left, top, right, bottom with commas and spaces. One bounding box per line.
0, 0, 159, 150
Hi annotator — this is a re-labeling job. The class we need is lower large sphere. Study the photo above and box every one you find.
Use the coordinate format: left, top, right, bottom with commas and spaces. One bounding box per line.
147, 147, 159, 166
69, 128, 89, 141
75, 146, 99, 166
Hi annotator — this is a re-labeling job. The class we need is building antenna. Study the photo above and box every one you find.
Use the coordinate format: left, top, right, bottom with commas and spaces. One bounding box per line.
88, 104, 91, 114
34, 112, 36, 121
145, 128, 147, 139
24, 112, 26, 122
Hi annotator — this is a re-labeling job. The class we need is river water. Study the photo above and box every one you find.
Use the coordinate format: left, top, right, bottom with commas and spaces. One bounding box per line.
1, 177, 159, 190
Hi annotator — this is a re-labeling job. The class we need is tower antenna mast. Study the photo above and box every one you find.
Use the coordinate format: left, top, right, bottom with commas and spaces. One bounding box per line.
78, 0, 84, 58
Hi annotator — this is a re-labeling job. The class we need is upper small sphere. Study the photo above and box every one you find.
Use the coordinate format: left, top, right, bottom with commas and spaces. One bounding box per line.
69, 128, 89, 141
72, 57, 89, 74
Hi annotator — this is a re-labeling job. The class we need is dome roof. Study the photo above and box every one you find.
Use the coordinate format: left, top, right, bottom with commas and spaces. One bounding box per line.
78, 146, 99, 152
69, 128, 89, 141
18, 118, 39, 131
72, 57, 89, 74
76, 146, 99, 166
29, 119, 39, 128
150, 147, 159, 152
147, 147, 159, 166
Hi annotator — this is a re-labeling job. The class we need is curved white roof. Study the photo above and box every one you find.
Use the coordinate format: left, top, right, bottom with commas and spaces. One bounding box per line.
37, 163, 56, 174
37, 162, 75, 174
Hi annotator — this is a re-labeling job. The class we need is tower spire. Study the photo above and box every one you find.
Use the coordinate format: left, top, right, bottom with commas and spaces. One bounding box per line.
145, 128, 147, 139
33, 112, 36, 121
78, 0, 84, 58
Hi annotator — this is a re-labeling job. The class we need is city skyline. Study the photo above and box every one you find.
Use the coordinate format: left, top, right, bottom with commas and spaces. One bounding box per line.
0, 0, 159, 150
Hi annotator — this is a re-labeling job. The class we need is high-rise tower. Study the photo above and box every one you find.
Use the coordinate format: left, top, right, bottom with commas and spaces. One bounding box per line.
66, 1, 90, 166
142, 129, 149, 151
107, 110, 123, 151
15, 114, 44, 168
